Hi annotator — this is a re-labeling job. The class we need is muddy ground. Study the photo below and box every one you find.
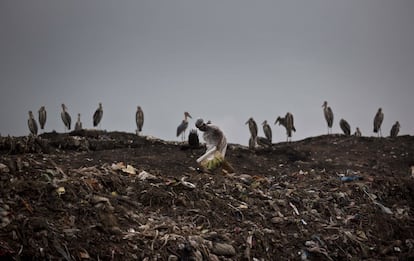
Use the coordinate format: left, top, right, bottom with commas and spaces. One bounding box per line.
0, 130, 413, 260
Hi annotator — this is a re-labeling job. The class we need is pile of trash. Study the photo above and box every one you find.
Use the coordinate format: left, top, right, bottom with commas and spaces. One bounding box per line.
0, 131, 413, 260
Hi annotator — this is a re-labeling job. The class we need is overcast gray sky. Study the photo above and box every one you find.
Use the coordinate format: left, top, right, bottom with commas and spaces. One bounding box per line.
1, 0, 413, 145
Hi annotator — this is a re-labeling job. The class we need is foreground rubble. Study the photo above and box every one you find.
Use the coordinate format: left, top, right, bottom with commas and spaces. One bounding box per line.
0, 131, 413, 260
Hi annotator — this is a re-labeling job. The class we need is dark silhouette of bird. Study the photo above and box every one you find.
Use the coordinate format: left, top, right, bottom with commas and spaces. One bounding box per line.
390, 121, 400, 137
75, 113, 83, 131
135, 106, 144, 135
322, 101, 334, 134
373, 108, 384, 137
245, 117, 258, 140
61, 104, 71, 131
188, 129, 200, 148
93, 102, 103, 128
28, 111, 38, 136
38, 106, 46, 130
262, 120, 272, 143
256, 136, 272, 148
177, 112, 192, 141
354, 127, 362, 137
339, 119, 351, 135
248, 136, 256, 149
275, 112, 296, 142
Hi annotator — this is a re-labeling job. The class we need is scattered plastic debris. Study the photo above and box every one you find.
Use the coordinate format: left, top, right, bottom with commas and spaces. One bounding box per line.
179, 177, 196, 189
0, 131, 413, 260
122, 164, 136, 175
0, 163, 10, 173
56, 187, 65, 196
137, 170, 157, 181
340, 176, 363, 182
289, 202, 300, 216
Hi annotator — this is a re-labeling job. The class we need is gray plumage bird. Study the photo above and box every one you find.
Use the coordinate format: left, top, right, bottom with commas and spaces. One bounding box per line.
354, 127, 362, 137
262, 120, 272, 143
61, 104, 71, 131
38, 106, 47, 130
322, 101, 334, 134
339, 119, 351, 135
245, 117, 258, 139
390, 121, 400, 137
93, 102, 103, 127
248, 136, 256, 149
256, 136, 272, 147
28, 111, 38, 136
75, 113, 83, 131
275, 112, 296, 142
177, 112, 192, 141
188, 129, 199, 148
373, 108, 384, 137
136, 106, 144, 135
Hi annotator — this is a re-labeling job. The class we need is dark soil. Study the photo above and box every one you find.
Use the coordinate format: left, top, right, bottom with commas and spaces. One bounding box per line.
0, 130, 413, 260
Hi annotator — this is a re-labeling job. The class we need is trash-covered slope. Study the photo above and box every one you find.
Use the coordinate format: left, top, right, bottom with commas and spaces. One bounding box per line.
0, 131, 413, 260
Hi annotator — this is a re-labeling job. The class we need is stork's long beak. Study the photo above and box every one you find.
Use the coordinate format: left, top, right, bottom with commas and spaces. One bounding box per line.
188, 114, 192, 119
245, 120, 249, 125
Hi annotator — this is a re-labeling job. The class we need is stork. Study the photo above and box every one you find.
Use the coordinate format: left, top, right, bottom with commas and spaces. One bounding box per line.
245, 117, 258, 140
275, 112, 296, 142
339, 119, 351, 135
373, 108, 384, 137
136, 106, 144, 135
390, 121, 400, 137
262, 120, 272, 143
354, 127, 362, 137
38, 106, 47, 130
177, 112, 192, 141
28, 111, 38, 136
93, 102, 103, 128
61, 104, 71, 132
75, 113, 83, 131
322, 101, 334, 134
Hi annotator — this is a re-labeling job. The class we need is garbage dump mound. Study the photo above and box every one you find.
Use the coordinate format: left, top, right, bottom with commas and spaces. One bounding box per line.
0, 130, 413, 260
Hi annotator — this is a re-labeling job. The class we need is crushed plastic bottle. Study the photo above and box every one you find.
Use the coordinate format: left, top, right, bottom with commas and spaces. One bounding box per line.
300, 249, 310, 260
340, 176, 363, 182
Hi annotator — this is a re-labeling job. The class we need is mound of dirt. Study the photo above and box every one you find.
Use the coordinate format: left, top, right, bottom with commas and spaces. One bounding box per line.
0, 131, 413, 260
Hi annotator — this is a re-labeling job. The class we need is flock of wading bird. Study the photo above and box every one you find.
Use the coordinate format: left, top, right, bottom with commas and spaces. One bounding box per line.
27, 103, 143, 137
244, 101, 400, 148
26, 101, 401, 146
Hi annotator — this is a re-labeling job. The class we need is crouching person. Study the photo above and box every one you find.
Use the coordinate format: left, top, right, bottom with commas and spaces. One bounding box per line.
195, 118, 234, 174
